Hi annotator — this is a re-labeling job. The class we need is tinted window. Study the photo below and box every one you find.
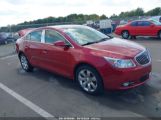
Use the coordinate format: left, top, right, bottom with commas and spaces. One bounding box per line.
143, 21, 151, 26
137, 21, 144, 26
45, 30, 65, 43
29, 31, 42, 42
26, 34, 31, 40
159, 17, 161, 22
137, 21, 151, 26
131, 21, 137, 26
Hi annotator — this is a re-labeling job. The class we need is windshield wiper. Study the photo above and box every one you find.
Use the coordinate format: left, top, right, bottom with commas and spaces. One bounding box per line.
82, 41, 98, 46
98, 37, 112, 42
82, 37, 112, 46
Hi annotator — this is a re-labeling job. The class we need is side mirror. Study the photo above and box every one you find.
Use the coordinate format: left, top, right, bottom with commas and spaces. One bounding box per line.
54, 41, 70, 48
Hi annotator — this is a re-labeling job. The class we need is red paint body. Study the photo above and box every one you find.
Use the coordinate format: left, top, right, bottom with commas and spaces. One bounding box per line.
16, 25, 152, 90
115, 20, 161, 37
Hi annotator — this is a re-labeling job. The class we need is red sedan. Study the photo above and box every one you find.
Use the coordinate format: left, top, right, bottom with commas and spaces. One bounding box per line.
16, 25, 152, 95
115, 20, 161, 39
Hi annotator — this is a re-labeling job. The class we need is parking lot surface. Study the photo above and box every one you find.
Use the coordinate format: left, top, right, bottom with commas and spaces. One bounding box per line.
0, 43, 15, 57
0, 37, 161, 119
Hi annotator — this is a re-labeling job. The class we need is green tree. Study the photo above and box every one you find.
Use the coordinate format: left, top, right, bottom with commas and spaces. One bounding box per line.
145, 7, 161, 16
110, 14, 118, 19
100, 14, 107, 19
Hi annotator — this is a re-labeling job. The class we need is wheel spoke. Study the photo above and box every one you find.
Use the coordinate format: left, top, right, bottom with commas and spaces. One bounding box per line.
91, 76, 96, 82
80, 70, 86, 77
87, 83, 91, 91
82, 81, 88, 88
78, 75, 86, 82
90, 82, 97, 90
86, 70, 91, 77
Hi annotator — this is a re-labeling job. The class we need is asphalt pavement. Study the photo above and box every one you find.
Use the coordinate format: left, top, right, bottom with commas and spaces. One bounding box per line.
0, 37, 161, 120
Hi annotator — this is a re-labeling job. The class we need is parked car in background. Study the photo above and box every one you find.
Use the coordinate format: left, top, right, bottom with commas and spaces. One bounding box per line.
115, 20, 161, 39
16, 25, 152, 95
0, 33, 15, 44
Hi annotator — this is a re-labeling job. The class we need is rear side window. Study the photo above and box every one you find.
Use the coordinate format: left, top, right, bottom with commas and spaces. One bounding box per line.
143, 21, 151, 26
30, 31, 42, 42
137, 21, 151, 26
159, 17, 161, 22
26, 34, 31, 40
45, 30, 65, 43
131, 21, 137, 26
137, 21, 144, 26
25, 30, 42, 42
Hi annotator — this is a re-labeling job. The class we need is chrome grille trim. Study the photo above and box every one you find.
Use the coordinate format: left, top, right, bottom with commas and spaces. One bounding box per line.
135, 49, 151, 66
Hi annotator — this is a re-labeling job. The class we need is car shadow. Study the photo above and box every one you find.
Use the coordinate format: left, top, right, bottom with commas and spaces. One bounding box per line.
17, 67, 161, 118
131, 37, 161, 42
113, 33, 161, 42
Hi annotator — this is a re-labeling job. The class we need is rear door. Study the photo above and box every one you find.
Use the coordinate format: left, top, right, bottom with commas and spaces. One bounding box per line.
24, 30, 43, 66
136, 21, 155, 36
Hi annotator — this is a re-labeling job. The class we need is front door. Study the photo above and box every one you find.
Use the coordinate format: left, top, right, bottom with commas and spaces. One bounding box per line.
40, 29, 73, 77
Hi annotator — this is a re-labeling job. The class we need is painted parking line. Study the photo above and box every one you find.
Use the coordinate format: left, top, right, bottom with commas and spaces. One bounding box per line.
0, 82, 54, 119
0, 54, 17, 60
156, 59, 161, 62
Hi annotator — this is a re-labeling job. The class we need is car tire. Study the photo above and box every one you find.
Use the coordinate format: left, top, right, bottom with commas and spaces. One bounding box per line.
19, 54, 33, 72
122, 31, 130, 39
158, 31, 161, 39
130, 36, 136, 40
76, 65, 104, 95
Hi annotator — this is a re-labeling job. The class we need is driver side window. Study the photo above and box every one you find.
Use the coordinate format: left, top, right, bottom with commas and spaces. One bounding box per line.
45, 30, 66, 44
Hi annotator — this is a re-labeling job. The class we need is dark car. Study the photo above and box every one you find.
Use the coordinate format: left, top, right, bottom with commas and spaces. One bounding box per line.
0, 33, 15, 44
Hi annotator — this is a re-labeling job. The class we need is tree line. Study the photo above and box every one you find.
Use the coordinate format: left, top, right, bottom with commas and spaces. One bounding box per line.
110, 7, 161, 19
0, 7, 161, 32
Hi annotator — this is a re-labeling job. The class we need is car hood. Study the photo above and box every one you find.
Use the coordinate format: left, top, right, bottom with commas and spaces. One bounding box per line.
84, 38, 145, 59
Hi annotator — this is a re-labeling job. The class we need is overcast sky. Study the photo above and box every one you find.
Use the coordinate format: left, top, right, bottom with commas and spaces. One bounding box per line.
0, 0, 161, 27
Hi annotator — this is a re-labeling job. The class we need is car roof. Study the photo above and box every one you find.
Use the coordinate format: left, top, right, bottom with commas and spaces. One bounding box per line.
22, 25, 89, 35
131, 20, 151, 22
48, 24, 88, 29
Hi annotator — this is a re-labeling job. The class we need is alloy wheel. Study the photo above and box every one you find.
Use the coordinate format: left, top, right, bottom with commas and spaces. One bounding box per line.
78, 69, 98, 92
20, 55, 29, 70
122, 31, 129, 39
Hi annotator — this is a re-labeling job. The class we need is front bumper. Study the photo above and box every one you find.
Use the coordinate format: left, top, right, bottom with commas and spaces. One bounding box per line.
100, 64, 152, 90
114, 29, 121, 35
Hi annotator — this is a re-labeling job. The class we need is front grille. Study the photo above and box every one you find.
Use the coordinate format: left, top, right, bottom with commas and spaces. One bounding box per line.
135, 51, 150, 65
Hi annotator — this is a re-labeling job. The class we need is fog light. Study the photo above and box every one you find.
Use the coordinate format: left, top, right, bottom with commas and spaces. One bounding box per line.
122, 82, 130, 87
122, 81, 135, 87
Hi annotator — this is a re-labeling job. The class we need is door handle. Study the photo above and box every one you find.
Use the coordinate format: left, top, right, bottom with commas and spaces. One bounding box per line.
25, 46, 29, 49
42, 50, 48, 54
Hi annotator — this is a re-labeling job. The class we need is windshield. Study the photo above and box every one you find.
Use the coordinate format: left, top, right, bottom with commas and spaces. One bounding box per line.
63, 26, 111, 45
150, 19, 161, 26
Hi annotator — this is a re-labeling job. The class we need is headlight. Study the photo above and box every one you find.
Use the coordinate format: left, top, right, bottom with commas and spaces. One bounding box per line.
104, 57, 136, 68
